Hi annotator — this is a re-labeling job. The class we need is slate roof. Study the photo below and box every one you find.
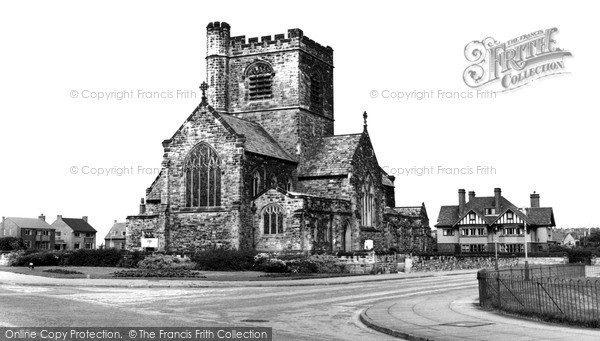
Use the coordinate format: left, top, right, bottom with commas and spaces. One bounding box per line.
62, 218, 97, 233
219, 113, 296, 163
394, 206, 424, 217
104, 222, 126, 240
298, 134, 362, 177
5, 217, 53, 230
525, 207, 555, 226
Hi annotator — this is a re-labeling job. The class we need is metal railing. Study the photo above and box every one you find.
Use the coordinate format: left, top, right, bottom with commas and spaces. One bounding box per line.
478, 264, 600, 327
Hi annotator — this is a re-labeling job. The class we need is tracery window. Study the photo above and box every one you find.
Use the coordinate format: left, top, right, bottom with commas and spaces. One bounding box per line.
247, 62, 273, 100
361, 174, 375, 226
262, 204, 284, 235
184, 143, 221, 207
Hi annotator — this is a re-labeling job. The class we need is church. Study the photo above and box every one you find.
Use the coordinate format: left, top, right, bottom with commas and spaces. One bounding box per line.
126, 22, 431, 253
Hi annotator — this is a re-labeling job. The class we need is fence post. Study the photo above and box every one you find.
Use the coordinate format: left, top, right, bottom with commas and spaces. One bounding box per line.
496, 276, 501, 308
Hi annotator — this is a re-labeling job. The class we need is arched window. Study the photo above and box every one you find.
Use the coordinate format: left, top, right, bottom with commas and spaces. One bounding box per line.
184, 143, 221, 207
252, 171, 261, 197
247, 62, 273, 100
361, 174, 375, 226
269, 174, 277, 188
262, 204, 284, 235
286, 177, 293, 192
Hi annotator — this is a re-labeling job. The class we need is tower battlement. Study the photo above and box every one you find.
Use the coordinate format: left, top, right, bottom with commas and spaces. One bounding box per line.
207, 22, 333, 65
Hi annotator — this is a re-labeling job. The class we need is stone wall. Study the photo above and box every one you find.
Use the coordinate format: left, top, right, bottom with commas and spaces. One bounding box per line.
410, 255, 567, 272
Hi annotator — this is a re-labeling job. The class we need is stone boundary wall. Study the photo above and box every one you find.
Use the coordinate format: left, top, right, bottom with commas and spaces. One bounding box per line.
410, 255, 567, 272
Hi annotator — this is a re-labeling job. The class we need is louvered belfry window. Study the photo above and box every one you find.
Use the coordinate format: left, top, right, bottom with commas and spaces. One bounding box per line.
247, 62, 273, 100
185, 143, 221, 207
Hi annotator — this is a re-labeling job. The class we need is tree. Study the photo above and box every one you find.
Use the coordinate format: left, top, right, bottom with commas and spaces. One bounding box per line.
0, 237, 26, 251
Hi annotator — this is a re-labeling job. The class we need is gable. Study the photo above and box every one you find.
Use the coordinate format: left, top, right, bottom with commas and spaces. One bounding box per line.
456, 210, 487, 225
495, 209, 524, 224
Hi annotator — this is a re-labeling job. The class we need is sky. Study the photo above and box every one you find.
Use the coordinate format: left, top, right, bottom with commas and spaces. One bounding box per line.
0, 1, 598, 243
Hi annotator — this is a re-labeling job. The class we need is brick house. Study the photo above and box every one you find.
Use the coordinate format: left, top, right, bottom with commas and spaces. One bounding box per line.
50, 215, 97, 250
436, 188, 555, 253
104, 220, 126, 249
0, 215, 55, 250
126, 21, 428, 253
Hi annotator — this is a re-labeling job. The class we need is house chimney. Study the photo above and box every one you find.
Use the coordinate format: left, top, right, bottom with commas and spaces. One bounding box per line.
458, 189, 466, 216
494, 188, 501, 213
139, 198, 146, 215
82, 216, 88, 222
468, 191, 476, 201
114, 220, 117, 223
57, 215, 62, 220
38, 214, 45, 222
530, 191, 540, 208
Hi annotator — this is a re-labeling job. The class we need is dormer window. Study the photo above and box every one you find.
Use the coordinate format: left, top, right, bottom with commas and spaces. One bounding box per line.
484, 208, 496, 215
469, 213, 476, 221
247, 62, 273, 100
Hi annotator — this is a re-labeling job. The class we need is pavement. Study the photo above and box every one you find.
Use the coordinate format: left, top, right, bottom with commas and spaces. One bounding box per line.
360, 287, 600, 341
2, 268, 600, 340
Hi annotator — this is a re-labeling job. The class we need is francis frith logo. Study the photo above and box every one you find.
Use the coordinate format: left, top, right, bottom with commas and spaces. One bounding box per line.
463, 28, 572, 91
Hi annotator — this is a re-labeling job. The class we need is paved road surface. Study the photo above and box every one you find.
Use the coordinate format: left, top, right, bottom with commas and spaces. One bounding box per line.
0, 273, 477, 340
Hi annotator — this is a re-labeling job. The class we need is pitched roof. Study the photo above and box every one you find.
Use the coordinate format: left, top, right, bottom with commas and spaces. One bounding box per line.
5, 217, 53, 229
436, 195, 556, 227
219, 113, 296, 162
436, 206, 460, 227
298, 134, 362, 177
525, 207, 555, 226
104, 222, 126, 240
62, 218, 97, 233
394, 206, 423, 217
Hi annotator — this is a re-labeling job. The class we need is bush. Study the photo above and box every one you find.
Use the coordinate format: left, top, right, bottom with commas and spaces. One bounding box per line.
61, 249, 123, 267
43, 268, 84, 275
0, 237, 26, 251
137, 254, 195, 270
254, 253, 348, 274
12, 251, 63, 267
112, 269, 205, 278
116, 251, 147, 268
192, 249, 257, 271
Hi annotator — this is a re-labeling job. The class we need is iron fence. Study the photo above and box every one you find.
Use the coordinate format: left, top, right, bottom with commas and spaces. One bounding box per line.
478, 264, 600, 327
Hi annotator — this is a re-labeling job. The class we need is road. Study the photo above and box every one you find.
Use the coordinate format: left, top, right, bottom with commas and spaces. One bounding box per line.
0, 273, 478, 340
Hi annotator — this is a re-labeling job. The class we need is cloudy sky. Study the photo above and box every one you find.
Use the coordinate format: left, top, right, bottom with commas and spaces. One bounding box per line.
1, 0, 597, 241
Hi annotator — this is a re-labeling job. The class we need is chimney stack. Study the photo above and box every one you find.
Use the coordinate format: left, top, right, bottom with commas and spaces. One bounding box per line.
57, 215, 62, 220
82, 216, 88, 222
38, 214, 45, 222
139, 198, 146, 215
468, 191, 476, 201
494, 188, 501, 213
458, 189, 466, 216
530, 191, 540, 208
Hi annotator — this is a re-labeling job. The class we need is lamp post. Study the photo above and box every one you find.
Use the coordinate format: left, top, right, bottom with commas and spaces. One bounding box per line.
494, 227, 499, 270
519, 207, 529, 280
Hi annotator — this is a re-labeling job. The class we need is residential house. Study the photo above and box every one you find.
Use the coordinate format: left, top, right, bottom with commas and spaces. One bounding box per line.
0, 214, 55, 250
50, 215, 97, 250
104, 220, 126, 249
436, 188, 556, 253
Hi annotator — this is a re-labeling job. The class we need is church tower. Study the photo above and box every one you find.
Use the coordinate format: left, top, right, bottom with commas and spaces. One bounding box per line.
205, 21, 334, 162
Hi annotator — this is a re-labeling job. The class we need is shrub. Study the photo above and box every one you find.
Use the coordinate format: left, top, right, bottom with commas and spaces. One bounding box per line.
61, 249, 123, 267
117, 251, 147, 268
43, 268, 84, 275
192, 249, 257, 271
137, 254, 195, 270
254, 253, 348, 274
112, 269, 205, 278
12, 251, 63, 266
0, 237, 26, 251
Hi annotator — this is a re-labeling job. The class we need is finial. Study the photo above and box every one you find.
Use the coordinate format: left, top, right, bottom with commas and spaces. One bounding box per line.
199, 81, 209, 105
363, 111, 368, 130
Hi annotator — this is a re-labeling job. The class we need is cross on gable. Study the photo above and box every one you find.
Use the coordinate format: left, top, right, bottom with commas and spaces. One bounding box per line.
199, 81, 209, 104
